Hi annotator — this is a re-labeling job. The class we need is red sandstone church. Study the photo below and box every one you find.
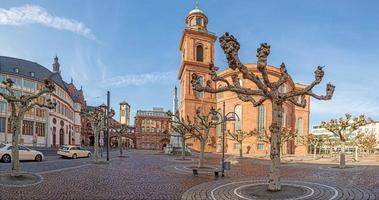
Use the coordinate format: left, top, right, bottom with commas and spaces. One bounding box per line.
178, 5, 309, 156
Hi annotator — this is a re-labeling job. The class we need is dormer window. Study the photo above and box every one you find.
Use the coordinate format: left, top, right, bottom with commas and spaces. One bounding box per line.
14, 68, 19, 73
30, 72, 35, 77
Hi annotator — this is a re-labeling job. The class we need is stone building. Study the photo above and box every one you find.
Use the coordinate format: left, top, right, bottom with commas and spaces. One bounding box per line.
134, 108, 170, 150
0, 56, 82, 147
178, 5, 310, 156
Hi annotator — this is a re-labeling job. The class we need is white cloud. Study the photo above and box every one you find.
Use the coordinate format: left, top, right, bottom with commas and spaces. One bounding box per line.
0, 5, 96, 40
102, 71, 176, 87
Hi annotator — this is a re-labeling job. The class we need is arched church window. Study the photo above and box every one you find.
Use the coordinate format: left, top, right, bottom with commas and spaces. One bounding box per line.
234, 105, 242, 131
196, 17, 203, 26
196, 45, 203, 62
258, 105, 265, 133
297, 117, 303, 144
190, 18, 196, 26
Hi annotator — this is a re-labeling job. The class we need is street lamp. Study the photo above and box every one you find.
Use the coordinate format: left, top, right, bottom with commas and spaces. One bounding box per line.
211, 102, 240, 177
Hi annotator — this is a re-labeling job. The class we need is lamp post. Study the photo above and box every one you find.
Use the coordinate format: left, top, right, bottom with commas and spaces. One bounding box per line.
210, 102, 240, 177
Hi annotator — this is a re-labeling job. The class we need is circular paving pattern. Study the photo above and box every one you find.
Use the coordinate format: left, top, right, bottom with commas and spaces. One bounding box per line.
181, 178, 376, 200
0, 172, 43, 187
167, 164, 220, 175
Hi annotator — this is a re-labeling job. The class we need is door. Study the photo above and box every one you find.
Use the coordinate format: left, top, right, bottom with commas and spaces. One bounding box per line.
59, 129, 64, 146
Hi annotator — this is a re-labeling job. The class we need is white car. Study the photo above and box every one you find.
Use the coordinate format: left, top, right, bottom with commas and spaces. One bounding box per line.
57, 145, 91, 159
0, 144, 44, 162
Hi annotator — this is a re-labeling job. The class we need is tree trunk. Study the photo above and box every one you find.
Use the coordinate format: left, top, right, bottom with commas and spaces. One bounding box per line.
268, 102, 282, 191
355, 146, 358, 162
198, 140, 206, 168
239, 142, 243, 158
340, 142, 346, 169
94, 129, 99, 162
119, 133, 123, 156
11, 118, 22, 177
181, 136, 186, 160
313, 145, 317, 160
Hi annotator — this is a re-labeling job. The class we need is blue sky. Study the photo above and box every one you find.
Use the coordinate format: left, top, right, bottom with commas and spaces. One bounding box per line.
0, 0, 378, 126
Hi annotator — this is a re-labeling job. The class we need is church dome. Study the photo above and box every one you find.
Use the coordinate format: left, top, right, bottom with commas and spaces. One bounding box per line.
189, 7, 204, 15
188, 3, 205, 16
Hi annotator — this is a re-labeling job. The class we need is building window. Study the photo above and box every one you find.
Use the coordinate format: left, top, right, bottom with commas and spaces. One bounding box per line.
257, 143, 265, 150
22, 120, 33, 135
190, 18, 196, 26
35, 122, 45, 137
195, 75, 204, 98
196, 45, 203, 62
297, 117, 303, 144
258, 105, 265, 133
0, 101, 7, 113
234, 105, 242, 131
282, 111, 286, 127
0, 117, 6, 133
196, 17, 203, 26
233, 143, 241, 150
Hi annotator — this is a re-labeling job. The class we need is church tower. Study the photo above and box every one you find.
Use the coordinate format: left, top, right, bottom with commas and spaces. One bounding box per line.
178, 4, 217, 152
120, 101, 130, 126
52, 56, 60, 74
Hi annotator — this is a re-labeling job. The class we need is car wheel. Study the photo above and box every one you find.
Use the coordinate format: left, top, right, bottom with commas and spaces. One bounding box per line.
87, 153, 91, 158
2, 154, 11, 163
72, 154, 77, 159
35, 154, 42, 162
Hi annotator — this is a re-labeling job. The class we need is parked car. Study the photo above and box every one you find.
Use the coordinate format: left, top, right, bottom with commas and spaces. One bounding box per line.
0, 144, 44, 163
57, 145, 91, 159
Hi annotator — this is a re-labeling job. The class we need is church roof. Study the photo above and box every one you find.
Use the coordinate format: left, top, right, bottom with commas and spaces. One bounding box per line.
188, 3, 205, 15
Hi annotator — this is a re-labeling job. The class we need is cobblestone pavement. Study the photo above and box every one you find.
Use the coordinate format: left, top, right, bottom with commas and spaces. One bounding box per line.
0, 150, 378, 199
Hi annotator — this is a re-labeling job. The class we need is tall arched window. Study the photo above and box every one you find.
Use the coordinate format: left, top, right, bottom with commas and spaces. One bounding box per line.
258, 105, 265, 133
234, 105, 242, 131
282, 111, 286, 127
297, 117, 303, 144
196, 45, 203, 62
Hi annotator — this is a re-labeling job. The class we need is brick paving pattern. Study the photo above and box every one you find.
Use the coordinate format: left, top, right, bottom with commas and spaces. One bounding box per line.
0, 150, 377, 200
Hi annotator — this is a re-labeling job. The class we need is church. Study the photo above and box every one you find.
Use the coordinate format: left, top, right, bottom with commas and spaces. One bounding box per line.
177, 5, 310, 156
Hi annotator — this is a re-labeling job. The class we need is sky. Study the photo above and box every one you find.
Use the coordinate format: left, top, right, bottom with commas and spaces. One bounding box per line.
0, 0, 378, 127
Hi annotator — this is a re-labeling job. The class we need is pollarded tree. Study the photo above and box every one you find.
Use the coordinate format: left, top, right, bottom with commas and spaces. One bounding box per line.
306, 134, 322, 160
227, 130, 253, 158
351, 132, 365, 161
110, 124, 127, 156
169, 108, 219, 168
0, 78, 56, 177
82, 106, 115, 162
191, 108, 219, 168
361, 133, 377, 155
191, 32, 335, 191
81, 107, 103, 163
167, 110, 194, 160
251, 128, 297, 157
320, 113, 373, 169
